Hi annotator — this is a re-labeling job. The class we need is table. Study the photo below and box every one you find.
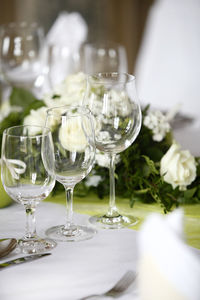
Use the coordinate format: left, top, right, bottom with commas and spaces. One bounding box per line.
0, 201, 140, 300
48, 193, 200, 250
0, 194, 200, 300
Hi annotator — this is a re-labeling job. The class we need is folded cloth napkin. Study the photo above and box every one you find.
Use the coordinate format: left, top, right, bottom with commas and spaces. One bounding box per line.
46, 11, 87, 51
44, 12, 88, 87
138, 209, 200, 300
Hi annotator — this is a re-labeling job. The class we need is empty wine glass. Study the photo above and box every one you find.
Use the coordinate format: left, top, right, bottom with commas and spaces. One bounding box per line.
0, 22, 45, 96
47, 44, 82, 89
45, 105, 96, 242
1, 125, 56, 253
84, 72, 142, 229
82, 41, 128, 74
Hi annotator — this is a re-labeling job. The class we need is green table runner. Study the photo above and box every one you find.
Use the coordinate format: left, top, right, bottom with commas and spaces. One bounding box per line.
45, 192, 200, 250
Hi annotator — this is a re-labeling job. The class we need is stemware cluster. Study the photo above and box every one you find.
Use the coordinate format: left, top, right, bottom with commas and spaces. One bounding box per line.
0, 28, 142, 254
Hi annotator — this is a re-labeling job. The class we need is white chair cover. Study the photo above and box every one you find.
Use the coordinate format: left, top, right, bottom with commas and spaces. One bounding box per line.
135, 0, 200, 118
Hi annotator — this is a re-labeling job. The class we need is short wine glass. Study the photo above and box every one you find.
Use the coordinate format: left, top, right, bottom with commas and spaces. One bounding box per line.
1, 125, 56, 254
45, 105, 96, 242
84, 72, 142, 229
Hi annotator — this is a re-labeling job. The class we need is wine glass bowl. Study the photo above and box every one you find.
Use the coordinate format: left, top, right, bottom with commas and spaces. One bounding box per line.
1, 125, 56, 254
84, 72, 142, 228
82, 41, 128, 74
45, 105, 96, 242
0, 22, 44, 94
47, 44, 82, 89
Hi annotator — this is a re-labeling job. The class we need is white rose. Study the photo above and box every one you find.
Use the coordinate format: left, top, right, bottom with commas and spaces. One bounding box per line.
85, 175, 102, 187
95, 151, 111, 168
44, 72, 86, 107
23, 106, 57, 135
23, 106, 47, 135
160, 142, 196, 190
95, 150, 120, 168
59, 116, 88, 152
143, 110, 170, 142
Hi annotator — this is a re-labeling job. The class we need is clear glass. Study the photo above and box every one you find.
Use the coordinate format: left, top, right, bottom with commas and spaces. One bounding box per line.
84, 72, 142, 229
81, 41, 128, 74
45, 105, 96, 242
1, 125, 56, 253
47, 44, 82, 89
0, 22, 45, 97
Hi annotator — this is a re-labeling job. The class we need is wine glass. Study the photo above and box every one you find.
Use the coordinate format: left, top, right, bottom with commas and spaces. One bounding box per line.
81, 41, 128, 74
1, 125, 56, 254
45, 105, 96, 242
47, 44, 82, 89
0, 22, 45, 97
84, 72, 142, 229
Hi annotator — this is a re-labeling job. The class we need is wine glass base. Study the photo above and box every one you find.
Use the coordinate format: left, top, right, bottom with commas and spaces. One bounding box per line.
45, 224, 97, 242
89, 214, 139, 229
18, 236, 56, 254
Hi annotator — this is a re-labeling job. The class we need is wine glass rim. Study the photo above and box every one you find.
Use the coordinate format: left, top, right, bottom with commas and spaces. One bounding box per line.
3, 125, 51, 138
83, 40, 126, 49
88, 72, 135, 84
0, 21, 43, 33
46, 105, 91, 116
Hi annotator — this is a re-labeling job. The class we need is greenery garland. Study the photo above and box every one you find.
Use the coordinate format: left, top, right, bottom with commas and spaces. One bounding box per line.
77, 106, 200, 213
0, 87, 199, 213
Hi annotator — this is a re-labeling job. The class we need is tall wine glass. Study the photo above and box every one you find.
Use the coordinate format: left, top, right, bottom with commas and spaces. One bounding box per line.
1, 125, 56, 253
45, 105, 96, 242
0, 22, 45, 97
82, 41, 128, 74
84, 72, 142, 229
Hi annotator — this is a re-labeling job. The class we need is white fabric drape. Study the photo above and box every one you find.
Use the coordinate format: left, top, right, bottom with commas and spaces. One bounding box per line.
135, 0, 200, 118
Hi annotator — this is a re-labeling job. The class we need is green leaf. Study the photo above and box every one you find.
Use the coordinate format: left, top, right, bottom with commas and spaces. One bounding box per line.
0, 112, 22, 155
142, 155, 159, 175
146, 146, 164, 161
21, 99, 45, 119
130, 194, 142, 207
52, 94, 61, 99
0, 112, 21, 134
134, 188, 150, 194
10, 87, 36, 108
184, 187, 197, 199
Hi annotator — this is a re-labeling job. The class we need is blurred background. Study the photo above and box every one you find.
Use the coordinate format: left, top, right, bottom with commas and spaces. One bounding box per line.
1, 0, 200, 124
0, 0, 153, 73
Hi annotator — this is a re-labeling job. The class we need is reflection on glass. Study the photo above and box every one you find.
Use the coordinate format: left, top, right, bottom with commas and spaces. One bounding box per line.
1, 125, 56, 254
82, 41, 128, 74
84, 72, 142, 229
45, 105, 96, 242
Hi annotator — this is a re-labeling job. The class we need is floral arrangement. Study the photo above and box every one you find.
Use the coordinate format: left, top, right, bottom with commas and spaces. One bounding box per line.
0, 73, 199, 213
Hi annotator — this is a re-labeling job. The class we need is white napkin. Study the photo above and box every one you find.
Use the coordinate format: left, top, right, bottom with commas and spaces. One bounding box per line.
46, 11, 87, 51
45, 12, 88, 87
138, 209, 200, 300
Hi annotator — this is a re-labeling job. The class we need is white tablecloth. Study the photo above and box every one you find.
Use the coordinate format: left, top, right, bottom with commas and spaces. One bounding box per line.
0, 202, 139, 300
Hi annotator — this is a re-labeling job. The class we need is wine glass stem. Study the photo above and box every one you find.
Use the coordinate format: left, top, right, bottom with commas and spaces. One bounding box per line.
64, 186, 74, 230
108, 153, 118, 216
24, 205, 37, 239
